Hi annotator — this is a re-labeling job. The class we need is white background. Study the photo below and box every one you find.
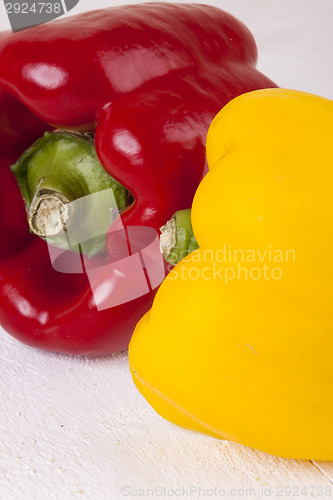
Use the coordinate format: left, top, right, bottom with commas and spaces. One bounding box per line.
1, 1, 333, 499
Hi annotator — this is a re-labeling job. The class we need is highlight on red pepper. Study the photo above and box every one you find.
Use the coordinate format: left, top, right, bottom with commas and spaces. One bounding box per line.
0, 3, 276, 356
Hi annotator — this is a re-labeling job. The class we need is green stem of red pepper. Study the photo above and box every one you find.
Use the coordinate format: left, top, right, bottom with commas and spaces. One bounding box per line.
10, 131, 133, 257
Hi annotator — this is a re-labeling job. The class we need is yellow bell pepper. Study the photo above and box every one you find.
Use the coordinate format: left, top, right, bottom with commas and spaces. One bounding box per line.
128, 88, 333, 460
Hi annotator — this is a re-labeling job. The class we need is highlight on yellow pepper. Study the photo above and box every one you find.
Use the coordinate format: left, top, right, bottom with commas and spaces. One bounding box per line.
128, 88, 333, 460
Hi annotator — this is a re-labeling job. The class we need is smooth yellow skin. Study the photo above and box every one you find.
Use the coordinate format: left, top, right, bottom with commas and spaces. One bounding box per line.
129, 89, 333, 460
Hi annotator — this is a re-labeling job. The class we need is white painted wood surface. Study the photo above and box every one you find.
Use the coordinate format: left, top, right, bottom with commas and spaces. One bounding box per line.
1, 1, 333, 498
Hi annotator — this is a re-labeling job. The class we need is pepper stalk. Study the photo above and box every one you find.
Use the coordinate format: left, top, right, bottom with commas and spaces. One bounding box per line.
160, 209, 199, 265
10, 131, 133, 258
11, 130, 198, 264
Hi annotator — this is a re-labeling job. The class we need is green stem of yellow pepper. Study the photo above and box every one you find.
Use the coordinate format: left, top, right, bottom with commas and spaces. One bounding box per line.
160, 209, 199, 265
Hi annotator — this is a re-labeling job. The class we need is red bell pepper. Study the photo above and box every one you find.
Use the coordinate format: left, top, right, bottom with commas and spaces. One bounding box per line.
0, 3, 276, 356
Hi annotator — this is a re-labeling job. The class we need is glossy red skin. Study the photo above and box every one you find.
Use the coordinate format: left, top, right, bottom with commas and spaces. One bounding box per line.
0, 3, 276, 355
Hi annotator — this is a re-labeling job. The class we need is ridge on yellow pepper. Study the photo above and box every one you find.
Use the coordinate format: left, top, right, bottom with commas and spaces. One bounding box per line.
129, 88, 333, 460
